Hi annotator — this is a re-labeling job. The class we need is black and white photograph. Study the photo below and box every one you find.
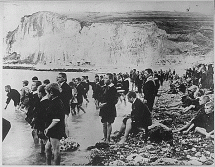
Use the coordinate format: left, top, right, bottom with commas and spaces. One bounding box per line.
1, 0, 214, 165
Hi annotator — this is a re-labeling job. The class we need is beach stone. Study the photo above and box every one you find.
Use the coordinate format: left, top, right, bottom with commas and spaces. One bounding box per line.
139, 152, 150, 158
141, 158, 149, 163
205, 151, 210, 155
190, 157, 198, 161
191, 148, 197, 152
210, 153, 214, 159
186, 155, 191, 159
148, 123, 173, 143
160, 118, 173, 126
186, 160, 203, 165
195, 152, 201, 157
126, 153, 138, 161
145, 144, 154, 150
119, 155, 125, 159
153, 158, 178, 165
109, 160, 125, 166
199, 155, 207, 162
133, 155, 144, 164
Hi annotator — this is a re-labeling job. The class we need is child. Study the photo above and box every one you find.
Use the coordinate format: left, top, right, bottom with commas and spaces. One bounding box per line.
4, 85, 20, 111
173, 101, 214, 137
20, 80, 31, 111
69, 81, 78, 115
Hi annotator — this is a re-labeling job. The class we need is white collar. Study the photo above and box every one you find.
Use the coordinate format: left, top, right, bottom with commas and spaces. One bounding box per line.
40, 95, 48, 102
59, 81, 65, 87
32, 91, 37, 95
108, 83, 114, 87
133, 98, 137, 104
146, 76, 154, 82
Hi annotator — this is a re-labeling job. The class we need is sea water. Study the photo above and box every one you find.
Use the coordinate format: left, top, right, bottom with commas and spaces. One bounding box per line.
2, 69, 131, 165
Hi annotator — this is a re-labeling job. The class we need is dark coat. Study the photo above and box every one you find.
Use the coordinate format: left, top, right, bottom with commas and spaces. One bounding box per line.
143, 77, 156, 111
131, 98, 152, 128
60, 82, 72, 115
33, 98, 50, 131
26, 92, 40, 125
45, 96, 66, 139
76, 83, 86, 104
6, 89, 20, 105
99, 84, 118, 118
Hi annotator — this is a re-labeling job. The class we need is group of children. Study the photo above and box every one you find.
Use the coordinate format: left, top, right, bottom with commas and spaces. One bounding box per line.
3, 64, 214, 165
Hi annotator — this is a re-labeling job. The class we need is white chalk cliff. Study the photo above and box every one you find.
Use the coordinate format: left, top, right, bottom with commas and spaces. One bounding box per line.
5, 11, 213, 66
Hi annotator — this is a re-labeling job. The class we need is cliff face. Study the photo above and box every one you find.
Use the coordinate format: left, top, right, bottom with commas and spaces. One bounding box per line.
5, 11, 213, 66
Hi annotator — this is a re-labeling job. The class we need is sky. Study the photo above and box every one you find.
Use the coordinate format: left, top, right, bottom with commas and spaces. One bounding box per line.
1, 0, 214, 36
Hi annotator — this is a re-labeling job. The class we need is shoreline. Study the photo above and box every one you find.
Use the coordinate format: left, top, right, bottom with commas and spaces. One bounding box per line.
3, 65, 91, 72
3, 63, 188, 75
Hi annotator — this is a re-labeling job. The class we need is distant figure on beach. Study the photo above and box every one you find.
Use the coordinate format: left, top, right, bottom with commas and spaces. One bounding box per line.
43, 79, 50, 85
57, 73, 72, 137
20, 80, 31, 111
4, 85, 20, 110
143, 68, 156, 111
32, 76, 38, 82
112, 91, 152, 144
98, 73, 118, 143
75, 77, 87, 113
69, 81, 78, 115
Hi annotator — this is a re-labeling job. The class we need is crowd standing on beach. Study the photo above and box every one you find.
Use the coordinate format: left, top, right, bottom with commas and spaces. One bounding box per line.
4, 63, 214, 165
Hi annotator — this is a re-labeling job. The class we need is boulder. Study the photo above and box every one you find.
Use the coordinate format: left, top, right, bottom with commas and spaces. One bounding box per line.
148, 123, 173, 143
153, 158, 178, 165
109, 160, 125, 166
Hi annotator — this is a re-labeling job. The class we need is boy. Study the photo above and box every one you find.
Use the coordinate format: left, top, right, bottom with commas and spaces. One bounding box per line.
112, 91, 152, 144
4, 85, 20, 110
173, 101, 214, 137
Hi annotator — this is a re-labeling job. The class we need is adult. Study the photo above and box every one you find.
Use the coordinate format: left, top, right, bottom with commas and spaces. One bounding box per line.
91, 75, 102, 109
98, 73, 118, 143
143, 68, 156, 111
113, 91, 152, 144
57, 73, 72, 127
44, 83, 66, 165
75, 77, 87, 113
4, 85, 20, 110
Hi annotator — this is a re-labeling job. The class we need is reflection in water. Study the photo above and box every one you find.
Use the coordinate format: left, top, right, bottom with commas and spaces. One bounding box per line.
2, 69, 131, 165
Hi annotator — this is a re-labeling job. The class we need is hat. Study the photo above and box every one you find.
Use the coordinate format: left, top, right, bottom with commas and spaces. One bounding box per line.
22, 80, 29, 85
32, 76, 38, 81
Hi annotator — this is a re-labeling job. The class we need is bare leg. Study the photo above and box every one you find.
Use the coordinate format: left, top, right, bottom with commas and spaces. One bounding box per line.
111, 122, 126, 139
103, 122, 107, 141
173, 121, 192, 133
195, 127, 212, 138
118, 119, 132, 144
50, 138, 61, 165
78, 104, 86, 113
107, 122, 112, 142
45, 140, 52, 165
183, 123, 195, 134
40, 139, 45, 154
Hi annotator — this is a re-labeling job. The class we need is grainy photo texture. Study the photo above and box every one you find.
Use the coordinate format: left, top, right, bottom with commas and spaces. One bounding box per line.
2, 0, 214, 165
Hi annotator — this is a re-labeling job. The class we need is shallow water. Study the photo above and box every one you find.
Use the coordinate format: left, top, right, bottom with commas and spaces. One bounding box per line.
2, 69, 131, 165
